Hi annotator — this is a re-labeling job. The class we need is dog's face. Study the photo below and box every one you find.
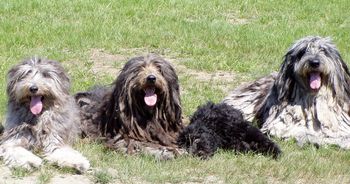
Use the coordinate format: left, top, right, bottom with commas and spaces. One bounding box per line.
289, 37, 338, 93
116, 55, 180, 113
7, 58, 70, 115
133, 60, 169, 108
278, 36, 348, 97
293, 44, 329, 93
178, 125, 220, 159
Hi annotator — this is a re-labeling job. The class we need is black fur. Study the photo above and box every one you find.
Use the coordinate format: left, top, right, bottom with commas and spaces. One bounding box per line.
178, 102, 281, 159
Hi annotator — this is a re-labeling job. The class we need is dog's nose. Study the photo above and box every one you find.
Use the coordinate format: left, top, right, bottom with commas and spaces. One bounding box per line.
309, 59, 320, 68
29, 85, 38, 93
147, 75, 156, 84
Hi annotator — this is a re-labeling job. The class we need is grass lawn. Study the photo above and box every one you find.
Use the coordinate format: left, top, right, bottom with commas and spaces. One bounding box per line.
1, 0, 350, 183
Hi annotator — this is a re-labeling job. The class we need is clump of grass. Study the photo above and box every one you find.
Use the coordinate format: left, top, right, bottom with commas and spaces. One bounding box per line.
93, 169, 114, 184
37, 169, 53, 184
11, 167, 32, 178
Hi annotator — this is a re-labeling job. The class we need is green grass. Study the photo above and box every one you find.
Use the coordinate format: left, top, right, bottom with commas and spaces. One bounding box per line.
1, 0, 350, 183
10, 167, 31, 178
93, 169, 114, 184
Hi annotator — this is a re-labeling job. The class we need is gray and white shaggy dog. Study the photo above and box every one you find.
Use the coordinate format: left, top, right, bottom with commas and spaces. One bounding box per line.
224, 36, 350, 148
75, 54, 184, 160
0, 58, 90, 172
177, 102, 281, 159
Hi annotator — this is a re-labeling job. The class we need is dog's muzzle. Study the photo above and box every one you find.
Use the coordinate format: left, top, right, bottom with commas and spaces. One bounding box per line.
309, 59, 320, 68
306, 59, 323, 91
146, 74, 156, 84
29, 85, 39, 94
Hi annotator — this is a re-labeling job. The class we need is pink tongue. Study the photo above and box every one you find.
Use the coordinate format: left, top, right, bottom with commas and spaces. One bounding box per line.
309, 73, 321, 90
144, 88, 157, 107
30, 96, 43, 115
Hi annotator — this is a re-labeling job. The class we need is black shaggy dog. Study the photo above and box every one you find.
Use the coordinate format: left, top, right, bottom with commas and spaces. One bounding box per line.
75, 54, 184, 160
178, 102, 281, 159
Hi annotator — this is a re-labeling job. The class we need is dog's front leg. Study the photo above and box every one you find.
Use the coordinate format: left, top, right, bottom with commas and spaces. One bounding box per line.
44, 146, 90, 173
0, 138, 42, 170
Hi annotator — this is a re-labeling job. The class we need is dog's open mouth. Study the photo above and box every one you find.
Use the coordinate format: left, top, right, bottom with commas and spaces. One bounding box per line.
309, 72, 322, 91
144, 87, 157, 107
30, 96, 43, 115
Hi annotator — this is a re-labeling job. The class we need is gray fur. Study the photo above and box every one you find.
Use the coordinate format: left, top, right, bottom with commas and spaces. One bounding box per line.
224, 36, 350, 148
0, 58, 90, 172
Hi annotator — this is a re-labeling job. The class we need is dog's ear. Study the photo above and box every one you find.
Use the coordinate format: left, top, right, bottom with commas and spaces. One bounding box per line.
326, 45, 350, 102
168, 75, 182, 124
274, 49, 298, 101
172, 92, 182, 122
159, 61, 183, 124
6, 67, 18, 97
103, 85, 120, 137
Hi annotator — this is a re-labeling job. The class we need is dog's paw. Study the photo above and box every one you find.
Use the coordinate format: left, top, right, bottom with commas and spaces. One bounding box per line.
143, 146, 179, 160
267, 142, 282, 159
0, 146, 42, 170
45, 146, 90, 173
158, 149, 176, 160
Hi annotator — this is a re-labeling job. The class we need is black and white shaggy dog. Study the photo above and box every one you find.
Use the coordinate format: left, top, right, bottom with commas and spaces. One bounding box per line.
224, 36, 350, 148
177, 102, 281, 159
0, 58, 90, 172
75, 54, 184, 160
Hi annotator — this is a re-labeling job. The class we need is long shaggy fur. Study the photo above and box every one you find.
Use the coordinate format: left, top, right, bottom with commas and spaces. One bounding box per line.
0, 58, 89, 172
76, 54, 184, 159
177, 102, 281, 159
224, 36, 350, 148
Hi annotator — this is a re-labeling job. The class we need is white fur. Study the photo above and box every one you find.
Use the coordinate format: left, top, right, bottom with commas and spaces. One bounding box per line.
0, 146, 42, 170
45, 147, 90, 172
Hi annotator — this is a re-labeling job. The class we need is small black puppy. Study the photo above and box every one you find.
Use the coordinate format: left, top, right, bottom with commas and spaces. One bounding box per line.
178, 102, 281, 159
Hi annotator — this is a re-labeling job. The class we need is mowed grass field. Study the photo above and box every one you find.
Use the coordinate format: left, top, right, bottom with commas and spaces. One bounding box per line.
1, 0, 350, 183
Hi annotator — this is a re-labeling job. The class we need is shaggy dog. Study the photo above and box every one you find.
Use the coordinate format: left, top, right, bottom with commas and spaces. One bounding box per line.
75, 54, 184, 159
0, 58, 90, 172
224, 36, 350, 148
177, 102, 281, 159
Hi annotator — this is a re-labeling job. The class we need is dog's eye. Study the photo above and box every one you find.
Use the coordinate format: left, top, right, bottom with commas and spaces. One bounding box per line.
155, 65, 162, 72
296, 50, 306, 60
42, 71, 50, 78
320, 47, 333, 57
19, 70, 32, 79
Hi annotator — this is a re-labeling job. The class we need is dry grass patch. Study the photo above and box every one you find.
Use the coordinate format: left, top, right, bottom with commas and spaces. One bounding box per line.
89, 48, 127, 75
224, 12, 255, 25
